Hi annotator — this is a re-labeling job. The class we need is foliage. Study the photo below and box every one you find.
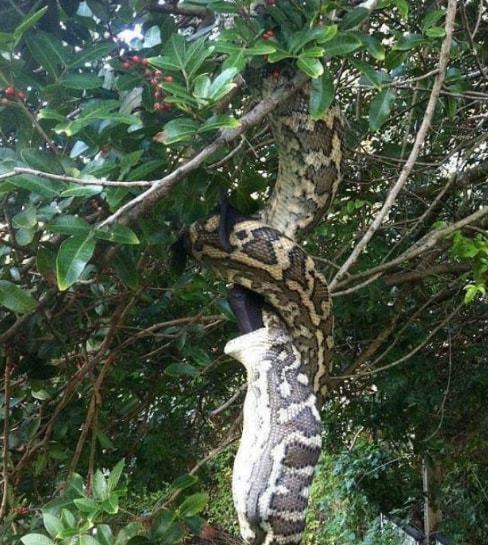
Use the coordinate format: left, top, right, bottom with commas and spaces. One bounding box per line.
0, 1, 486, 544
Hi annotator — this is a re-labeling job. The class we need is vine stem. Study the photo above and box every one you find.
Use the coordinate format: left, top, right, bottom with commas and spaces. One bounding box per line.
329, 0, 458, 290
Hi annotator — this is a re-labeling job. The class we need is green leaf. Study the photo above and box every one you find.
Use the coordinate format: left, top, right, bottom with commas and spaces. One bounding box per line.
200, 115, 240, 133
69, 43, 115, 69
352, 60, 392, 89
47, 216, 91, 237
152, 512, 176, 539
168, 474, 198, 492
425, 26, 446, 38
73, 497, 99, 513
244, 42, 277, 55
16, 228, 36, 246
94, 225, 140, 245
42, 512, 63, 539
25, 32, 67, 79
7, 174, 65, 199
164, 363, 199, 377
178, 493, 208, 517
297, 56, 324, 79
422, 9, 445, 31
21, 534, 55, 545
96, 525, 114, 545
193, 74, 211, 99
162, 118, 199, 144
393, 33, 424, 51
0, 281, 37, 314
309, 68, 335, 120
61, 74, 104, 90
60, 185, 103, 197
394, 0, 409, 19
107, 460, 125, 492
186, 38, 214, 79
324, 33, 362, 57
340, 8, 370, 31
93, 470, 108, 501
13, 206, 37, 229
80, 536, 101, 545
102, 494, 119, 514
13, 6, 48, 42
315, 24, 338, 44
208, 68, 238, 101
369, 89, 396, 131
359, 34, 385, 61
56, 235, 96, 291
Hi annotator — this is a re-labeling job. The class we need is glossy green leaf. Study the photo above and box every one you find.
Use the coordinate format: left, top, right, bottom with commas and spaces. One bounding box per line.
56, 235, 96, 291
369, 88, 396, 131
164, 363, 199, 377
94, 225, 140, 245
69, 43, 115, 69
297, 56, 324, 79
42, 512, 63, 539
310, 68, 335, 120
25, 32, 67, 79
0, 281, 37, 314
394, 0, 409, 19
47, 216, 91, 237
60, 185, 103, 197
73, 497, 99, 512
61, 74, 104, 89
162, 118, 199, 144
107, 460, 125, 492
200, 114, 239, 133
393, 33, 424, 51
13, 206, 37, 229
14, 6, 48, 41
178, 492, 208, 517
324, 33, 362, 56
21, 535, 54, 545
93, 470, 108, 501
340, 8, 370, 31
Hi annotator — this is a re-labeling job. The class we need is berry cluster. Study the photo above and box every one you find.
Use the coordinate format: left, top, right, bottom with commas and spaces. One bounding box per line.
2, 85, 26, 102
262, 29, 275, 40
121, 55, 174, 113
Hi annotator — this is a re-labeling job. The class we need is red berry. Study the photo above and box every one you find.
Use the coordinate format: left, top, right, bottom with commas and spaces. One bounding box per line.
150, 78, 159, 86
5, 86, 15, 97
163, 75, 174, 83
154, 70, 163, 79
154, 89, 162, 100
154, 102, 165, 112
141, 58, 149, 65
271, 69, 281, 81
122, 61, 131, 70
131, 55, 141, 64
16, 91, 26, 100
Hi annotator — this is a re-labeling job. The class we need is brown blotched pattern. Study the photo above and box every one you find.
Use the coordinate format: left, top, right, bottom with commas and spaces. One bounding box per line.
188, 84, 343, 545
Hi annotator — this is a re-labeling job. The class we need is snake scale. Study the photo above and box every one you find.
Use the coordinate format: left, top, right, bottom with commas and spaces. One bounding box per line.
186, 81, 343, 544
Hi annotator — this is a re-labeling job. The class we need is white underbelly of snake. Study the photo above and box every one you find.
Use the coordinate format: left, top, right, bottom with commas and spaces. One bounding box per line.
187, 91, 343, 545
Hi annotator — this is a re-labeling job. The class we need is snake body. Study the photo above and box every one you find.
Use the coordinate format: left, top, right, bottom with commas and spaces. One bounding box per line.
187, 84, 343, 544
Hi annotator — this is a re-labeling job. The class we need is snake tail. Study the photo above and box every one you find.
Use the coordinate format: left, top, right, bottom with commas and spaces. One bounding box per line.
225, 313, 322, 545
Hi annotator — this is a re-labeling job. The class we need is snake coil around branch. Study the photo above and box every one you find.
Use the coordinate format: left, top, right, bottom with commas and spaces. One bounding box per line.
186, 79, 344, 545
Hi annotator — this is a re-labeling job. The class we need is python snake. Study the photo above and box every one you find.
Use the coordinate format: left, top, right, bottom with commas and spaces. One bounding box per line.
187, 83, 343, 544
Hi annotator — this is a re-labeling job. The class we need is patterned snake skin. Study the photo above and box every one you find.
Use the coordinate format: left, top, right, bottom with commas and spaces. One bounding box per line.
187, 84, 343, 544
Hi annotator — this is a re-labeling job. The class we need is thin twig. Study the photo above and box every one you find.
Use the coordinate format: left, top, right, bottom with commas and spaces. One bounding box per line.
0, 352, 12, 521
